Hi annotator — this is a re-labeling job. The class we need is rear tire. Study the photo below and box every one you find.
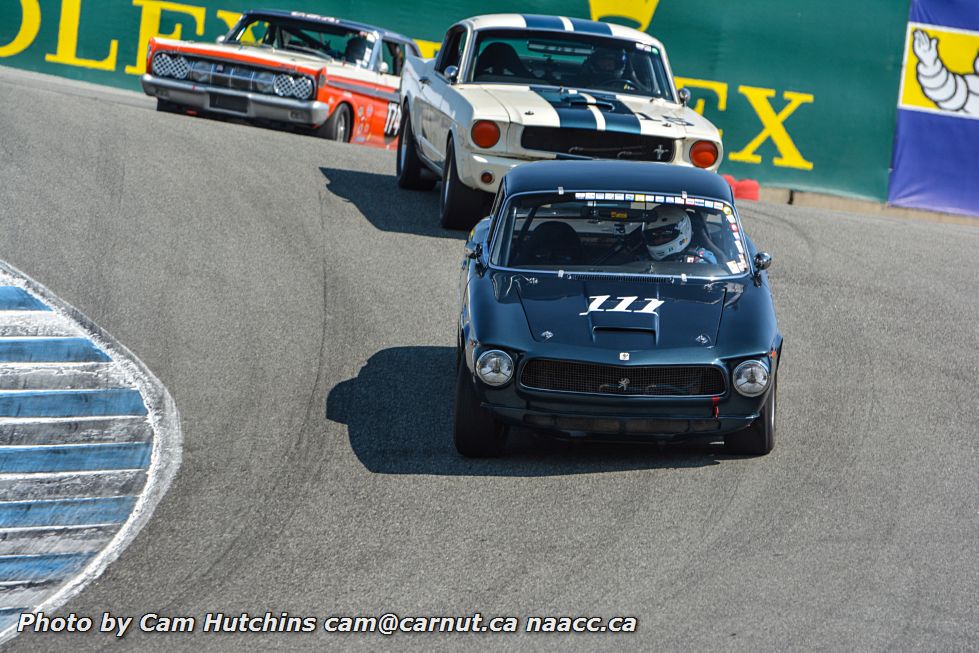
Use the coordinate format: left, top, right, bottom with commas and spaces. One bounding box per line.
453, 363, 508, 458
439, 138, 489, 231
725, 374, 776, 455
396, 109, 436, 190
317, 103, 351, 142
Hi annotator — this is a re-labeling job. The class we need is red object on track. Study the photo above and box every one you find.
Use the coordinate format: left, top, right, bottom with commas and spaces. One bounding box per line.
721, 175, 760, 201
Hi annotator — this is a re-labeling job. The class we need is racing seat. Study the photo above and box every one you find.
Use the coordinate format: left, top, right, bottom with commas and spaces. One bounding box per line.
513, 221, 584, 266
474, 42, 533, 80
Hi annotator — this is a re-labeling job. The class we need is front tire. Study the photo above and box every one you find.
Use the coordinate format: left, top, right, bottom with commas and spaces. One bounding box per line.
453, 363, 508, 458
725, 374, 776, 455
439, 138, 489, 231
396, 109, 436, 190
317, 103, 351, 142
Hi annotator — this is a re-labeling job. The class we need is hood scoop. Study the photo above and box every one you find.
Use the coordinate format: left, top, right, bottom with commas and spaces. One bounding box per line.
592, 326, 656, 348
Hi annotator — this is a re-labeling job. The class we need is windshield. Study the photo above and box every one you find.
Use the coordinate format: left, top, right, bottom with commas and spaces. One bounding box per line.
469, 29, 674, 100
228, 15, 375, 66
491, 192, 750, 278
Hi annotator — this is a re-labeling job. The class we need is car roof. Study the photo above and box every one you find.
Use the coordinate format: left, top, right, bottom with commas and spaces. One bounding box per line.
462, 13, 662, 48
503, 161, 735, 203
243, 9, 416, 44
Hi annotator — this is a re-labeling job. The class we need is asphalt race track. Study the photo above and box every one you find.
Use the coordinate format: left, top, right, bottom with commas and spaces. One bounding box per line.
1, 68, 977, 651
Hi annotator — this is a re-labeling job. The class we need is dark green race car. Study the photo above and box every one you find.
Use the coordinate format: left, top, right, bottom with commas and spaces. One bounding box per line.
455, 160, 782, 457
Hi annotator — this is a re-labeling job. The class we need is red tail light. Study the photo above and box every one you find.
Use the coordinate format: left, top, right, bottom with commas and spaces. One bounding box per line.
471, 121, 500, 149
690, 140, 719, 168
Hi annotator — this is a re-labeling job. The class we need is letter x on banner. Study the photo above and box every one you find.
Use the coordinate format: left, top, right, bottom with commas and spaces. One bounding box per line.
890, 0, 979, 217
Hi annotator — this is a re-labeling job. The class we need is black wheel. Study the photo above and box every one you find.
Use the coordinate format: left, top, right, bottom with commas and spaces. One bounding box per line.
453, 363, 508, 458
396, 109, 436, 190
439, 138, 490, 231
725, 374, 776, 455
156, 98, 184, 113
317, 103, 351, 142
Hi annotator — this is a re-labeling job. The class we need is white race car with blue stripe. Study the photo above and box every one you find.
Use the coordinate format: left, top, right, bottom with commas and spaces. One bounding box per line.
397, 13, 723, 230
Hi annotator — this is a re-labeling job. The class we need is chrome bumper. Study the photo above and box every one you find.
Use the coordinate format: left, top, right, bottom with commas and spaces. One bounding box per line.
141, 75, 330, 125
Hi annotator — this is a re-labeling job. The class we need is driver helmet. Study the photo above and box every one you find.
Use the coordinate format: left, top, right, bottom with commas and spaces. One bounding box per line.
344, 36, 370, 66
644, 205, 692, 260
586, 47, 627, 77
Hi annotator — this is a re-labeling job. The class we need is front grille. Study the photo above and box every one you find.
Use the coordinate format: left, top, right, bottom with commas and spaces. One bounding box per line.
520, 359, 725, 396
521, 126, 675, 162
152, 53, 314, 100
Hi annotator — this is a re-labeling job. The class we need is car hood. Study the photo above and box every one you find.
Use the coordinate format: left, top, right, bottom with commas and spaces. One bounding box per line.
509, 275, 730, 351
155, 39, 334, 71
471, 84, 719, 141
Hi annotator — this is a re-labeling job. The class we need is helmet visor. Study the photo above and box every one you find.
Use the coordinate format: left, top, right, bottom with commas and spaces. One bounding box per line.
645, 223, 683, 245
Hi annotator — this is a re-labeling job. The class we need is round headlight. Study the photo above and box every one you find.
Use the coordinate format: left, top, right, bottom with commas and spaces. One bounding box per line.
273, 74, 294, 97
475, 350, 514, 387
733, 360, 770, 397
292, 77, 313, 100
690, 140, 718, 168
254, 72, 275, 94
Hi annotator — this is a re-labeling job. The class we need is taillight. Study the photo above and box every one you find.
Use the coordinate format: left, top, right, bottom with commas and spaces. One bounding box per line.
690, 140, 719, 168
471, 120, 500, 149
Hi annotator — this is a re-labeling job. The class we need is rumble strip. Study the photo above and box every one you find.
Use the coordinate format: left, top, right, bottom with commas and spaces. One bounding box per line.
0, 262, 181, 645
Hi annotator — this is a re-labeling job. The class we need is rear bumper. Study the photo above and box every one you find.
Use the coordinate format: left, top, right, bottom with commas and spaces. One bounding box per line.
142, 75, 330, 125
487, 404, 757, 440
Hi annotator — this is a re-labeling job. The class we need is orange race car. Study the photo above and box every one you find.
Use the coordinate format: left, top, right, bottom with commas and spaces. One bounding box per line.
141, 10, 420, 149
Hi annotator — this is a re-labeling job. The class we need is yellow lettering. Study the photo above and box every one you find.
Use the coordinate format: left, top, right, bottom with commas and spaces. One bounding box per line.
675, 77, 728, 114
728, 86, 814, 170
589, 0, 660, 32
215, 10, 242, 31
675, 76, 728, 137
125, 0, 206, 75
45, 0, 118, 70
0, 0, 41, 58
414, 39, 440, 59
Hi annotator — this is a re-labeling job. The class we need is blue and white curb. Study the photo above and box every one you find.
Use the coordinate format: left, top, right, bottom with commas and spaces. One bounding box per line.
0, 263, 181, 644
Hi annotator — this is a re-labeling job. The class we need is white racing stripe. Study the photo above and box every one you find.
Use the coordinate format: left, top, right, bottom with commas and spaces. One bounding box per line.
580, 93, 607, 130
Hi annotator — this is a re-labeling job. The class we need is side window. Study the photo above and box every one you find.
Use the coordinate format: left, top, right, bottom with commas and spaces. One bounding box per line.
435, 27, 467, 74
380, 40, 406, 76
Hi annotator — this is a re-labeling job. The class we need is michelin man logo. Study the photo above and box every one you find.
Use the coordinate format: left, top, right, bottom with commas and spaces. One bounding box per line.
912, 28, 979, 116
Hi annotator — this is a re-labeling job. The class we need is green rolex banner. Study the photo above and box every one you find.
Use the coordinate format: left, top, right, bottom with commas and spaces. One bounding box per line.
0, 1, 910, 201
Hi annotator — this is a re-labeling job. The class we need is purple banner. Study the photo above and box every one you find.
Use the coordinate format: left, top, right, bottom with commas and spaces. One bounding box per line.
889, 0, 979, 217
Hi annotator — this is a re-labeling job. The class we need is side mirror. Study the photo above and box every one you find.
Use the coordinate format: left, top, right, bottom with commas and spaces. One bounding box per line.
444, 65, 459, 83
677, 87, 691, 106
754, 252, 772, 271
216, 35, 226, 44
464, 242, 482, 260
378, 61, 389, 74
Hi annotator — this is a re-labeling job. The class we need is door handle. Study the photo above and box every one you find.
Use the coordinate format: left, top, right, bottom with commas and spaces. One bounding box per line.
419, 76, 430, 85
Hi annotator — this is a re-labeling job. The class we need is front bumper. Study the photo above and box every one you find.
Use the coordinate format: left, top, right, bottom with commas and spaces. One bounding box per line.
488, 404, 757, 440
457, 149, 528, 193
142, 75, 330, 125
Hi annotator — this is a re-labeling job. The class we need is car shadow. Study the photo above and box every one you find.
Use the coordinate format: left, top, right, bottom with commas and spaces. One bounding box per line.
320, 167, 466, 240
326, 346, 729, 476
